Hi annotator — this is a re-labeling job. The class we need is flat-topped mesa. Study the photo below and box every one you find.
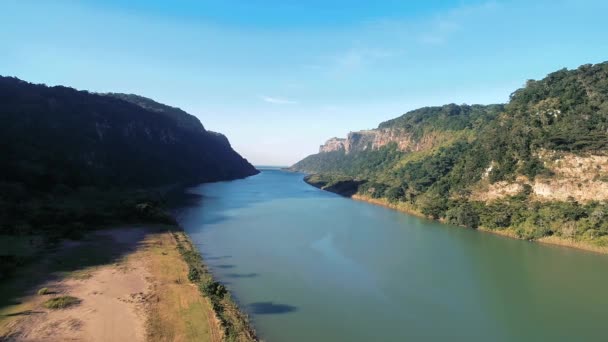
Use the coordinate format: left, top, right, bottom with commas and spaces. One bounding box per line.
319, 137, 346, 153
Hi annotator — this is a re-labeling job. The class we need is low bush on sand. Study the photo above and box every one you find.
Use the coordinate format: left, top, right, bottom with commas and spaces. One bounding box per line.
44, 296, 80, 309
37, 287, 51, 295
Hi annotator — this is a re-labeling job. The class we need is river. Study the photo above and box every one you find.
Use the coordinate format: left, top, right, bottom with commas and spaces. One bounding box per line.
176, 169, 608, 342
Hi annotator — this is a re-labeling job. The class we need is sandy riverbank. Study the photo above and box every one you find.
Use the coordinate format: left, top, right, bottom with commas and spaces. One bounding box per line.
0, 226, 236, 342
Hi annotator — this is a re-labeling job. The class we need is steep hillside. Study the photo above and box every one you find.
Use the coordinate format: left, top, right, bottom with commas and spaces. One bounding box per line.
0, 76, 258, 237
291, 62, 608, 249
104, 93, 206, 133
0, 77, 258, 190
292, 104, 503, 176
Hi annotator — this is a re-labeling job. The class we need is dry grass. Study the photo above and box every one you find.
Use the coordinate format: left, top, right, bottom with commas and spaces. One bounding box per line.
171, 232, 257, 342
144, 231, 222, 342
43, 296, 81, 309
37, 287, 51, 295
351, 194, 427, 219
538, 235, 608, 255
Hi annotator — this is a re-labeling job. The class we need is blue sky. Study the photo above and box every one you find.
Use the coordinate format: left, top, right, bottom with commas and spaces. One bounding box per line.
2, 0, 608, 165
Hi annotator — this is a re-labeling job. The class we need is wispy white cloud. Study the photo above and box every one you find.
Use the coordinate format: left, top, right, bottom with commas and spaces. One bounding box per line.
337, 48, 395, 68
361, 1, 499, 46
328, 47, 400, 76
321, 105, 342, 112
260, 96, 298, 104
419, 19, 461, 45
418, 1, 499, 45
299, 1, 500, 80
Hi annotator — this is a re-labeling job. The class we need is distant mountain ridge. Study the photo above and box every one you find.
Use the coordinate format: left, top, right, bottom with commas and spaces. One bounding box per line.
291, 61, 608, 249
103, 93, 206, 133
316, 104, 504, 154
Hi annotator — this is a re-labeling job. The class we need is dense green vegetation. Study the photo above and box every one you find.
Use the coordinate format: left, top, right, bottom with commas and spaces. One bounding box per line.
378, 103, 504, 138
104, 93, 206, 133
293, 62, 608, 247
292, 103, 502, 177
293, 143, 405, 177
476, 64, 608, 182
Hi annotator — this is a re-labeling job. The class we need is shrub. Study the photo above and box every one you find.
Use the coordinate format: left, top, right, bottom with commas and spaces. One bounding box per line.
446, 202, 480, 228
479, 202, 513, 229
44, 296, 80, 309
418, 193, 447, 219
385, 186, 406, 203
187, 267, 200, 282
37, 287, 51, 295
514, 215, 549, 240
203, 281, 227, 298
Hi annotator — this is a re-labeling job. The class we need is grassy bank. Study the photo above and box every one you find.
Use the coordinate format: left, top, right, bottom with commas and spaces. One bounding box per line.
145, 228, 223, 342
171, 231, 258, 342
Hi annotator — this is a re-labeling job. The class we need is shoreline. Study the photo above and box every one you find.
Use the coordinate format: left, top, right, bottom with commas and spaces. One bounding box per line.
348, 192, 608, 256
0, 225, 257, 342
171, 230, 258, 341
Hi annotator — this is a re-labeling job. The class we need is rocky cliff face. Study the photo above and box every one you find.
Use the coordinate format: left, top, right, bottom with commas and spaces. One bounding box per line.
318, 128, 443, 154
472, 152, 608, 203
319, 137, 346, 152
292, 103, 498, 174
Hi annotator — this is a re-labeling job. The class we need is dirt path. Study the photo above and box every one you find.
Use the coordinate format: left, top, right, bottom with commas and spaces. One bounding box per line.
1, 227, 220, 342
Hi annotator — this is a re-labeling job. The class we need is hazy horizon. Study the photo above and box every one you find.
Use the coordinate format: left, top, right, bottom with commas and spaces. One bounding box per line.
3, 0, 608, 165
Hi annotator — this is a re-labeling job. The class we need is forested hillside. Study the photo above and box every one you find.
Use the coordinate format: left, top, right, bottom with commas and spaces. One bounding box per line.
104, 93, 206, 133
291, 62, 608, 248
0, 76, 258, 241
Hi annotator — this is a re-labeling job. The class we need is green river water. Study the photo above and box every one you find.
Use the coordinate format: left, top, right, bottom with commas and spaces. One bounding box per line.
177, 169, 608, 342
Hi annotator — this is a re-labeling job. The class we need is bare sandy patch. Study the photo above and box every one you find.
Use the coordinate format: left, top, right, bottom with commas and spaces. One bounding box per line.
1, 227, 150, 341
1, 226, 223, 342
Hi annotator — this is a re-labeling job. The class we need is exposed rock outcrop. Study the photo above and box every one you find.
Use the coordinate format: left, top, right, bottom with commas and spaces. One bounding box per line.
472, 153, 608, 203
319, 137, 346, 153
318, 128, 445, 154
